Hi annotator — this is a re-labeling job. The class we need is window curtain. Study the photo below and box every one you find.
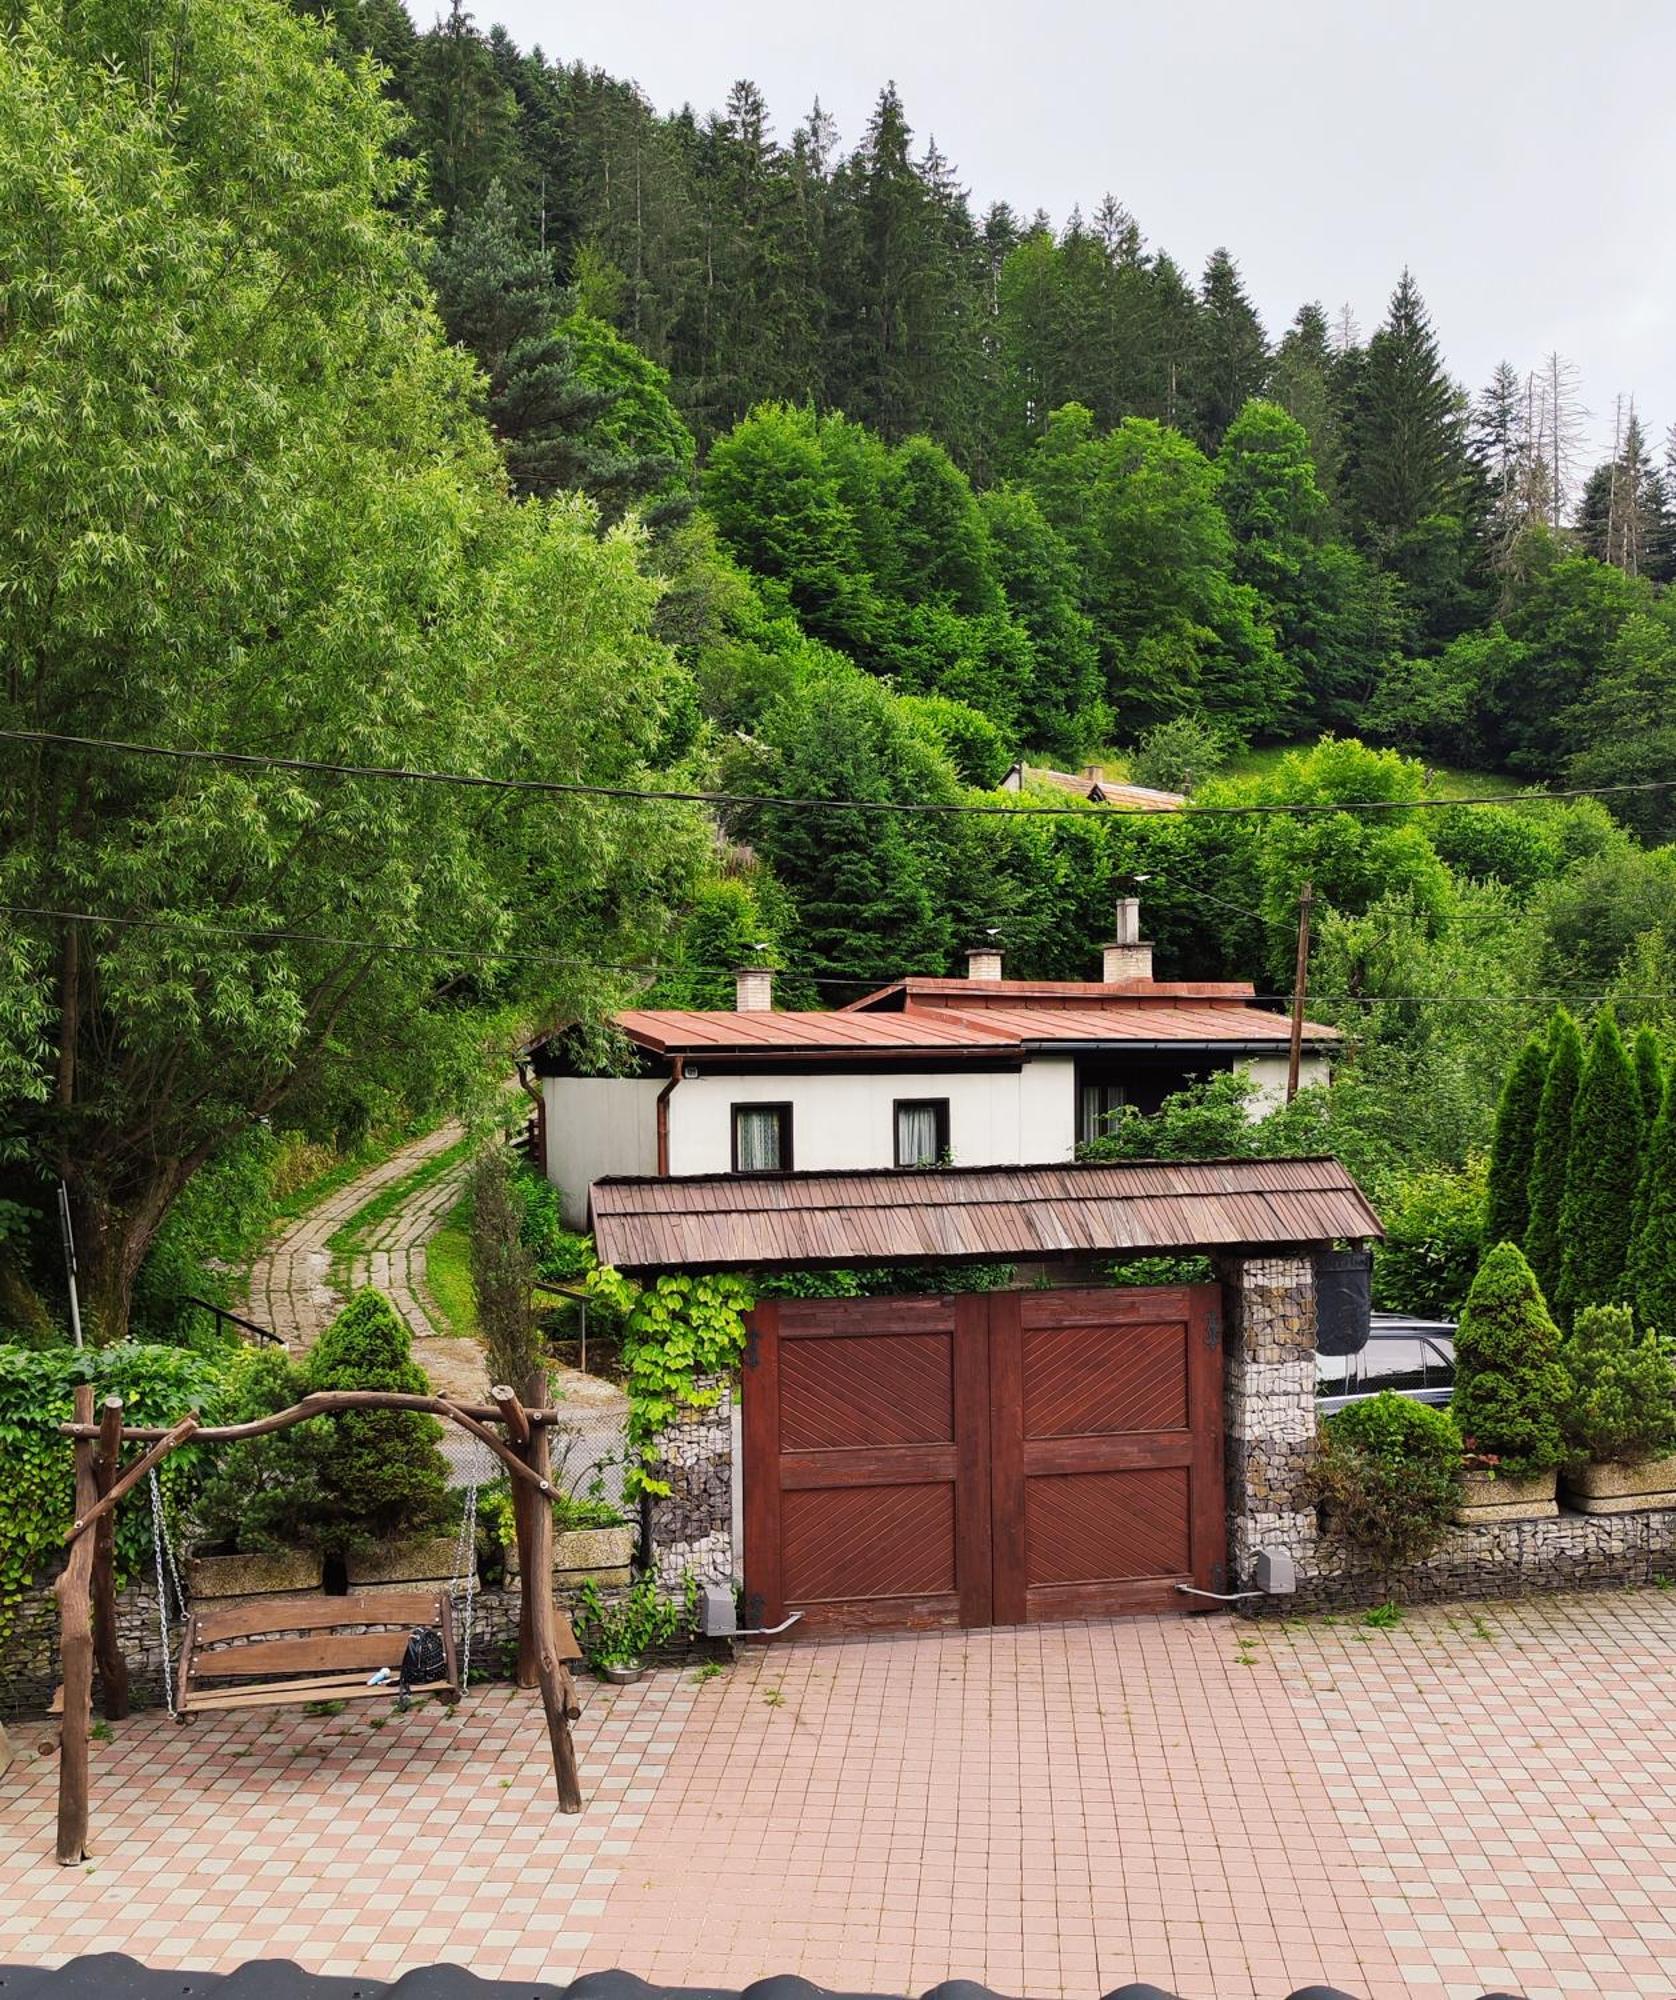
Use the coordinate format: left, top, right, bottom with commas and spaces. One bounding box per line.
736, 1106, 783, 1171
897, 1103, 939, 1167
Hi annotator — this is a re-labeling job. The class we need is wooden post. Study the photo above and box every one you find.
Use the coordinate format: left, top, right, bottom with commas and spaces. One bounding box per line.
522, 1398, 582, 1813
91, 1396, 130, 1721
56, 1383, 100, 1864
509, 1374, 540, 1688
1286, 878, 1315, 1103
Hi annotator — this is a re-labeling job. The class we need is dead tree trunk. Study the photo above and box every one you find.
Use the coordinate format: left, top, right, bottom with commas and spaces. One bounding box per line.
55, 1383, 100, 1864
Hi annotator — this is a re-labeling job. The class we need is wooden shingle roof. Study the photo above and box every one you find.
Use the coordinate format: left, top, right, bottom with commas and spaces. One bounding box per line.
589, 1157, 1382, 1272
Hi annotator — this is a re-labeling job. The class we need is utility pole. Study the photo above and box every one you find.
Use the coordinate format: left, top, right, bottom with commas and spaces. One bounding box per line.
1286, 880, 1314, 1103
57, 1180, 85, 1350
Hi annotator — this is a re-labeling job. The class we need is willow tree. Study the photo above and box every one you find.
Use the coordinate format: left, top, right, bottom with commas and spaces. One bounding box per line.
0, 0, 701, 1336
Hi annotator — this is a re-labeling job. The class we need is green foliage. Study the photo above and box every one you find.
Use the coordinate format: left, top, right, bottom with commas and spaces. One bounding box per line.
300, 1291, 450, 1556
192, 1348, 327, 1557
0, 1342, 229, 1634
1562, 1305, 1676, 1466
897, 696, 1011, 790
1372, 1161, 1485, 1320
1632, 1026, 1665, 1138
1556, 1008, 1642, 1323
1127, 717, 1228, 794
1451, 1243, 1570, 1480
1523, 1011, 1583, 1307
510, 1168, 596, 1284
469, 1147, 541, 1393
574, 1570, 695, 1670
1630, 1076, 1676, 1339
1484, 1033, 1548, 1250
1309, 1391, 1463, 1572
592, 1271, 753, 1499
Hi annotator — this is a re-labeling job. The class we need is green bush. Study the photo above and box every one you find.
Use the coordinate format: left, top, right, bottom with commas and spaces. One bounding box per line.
511, 1167, 595, 1283
1373, 1161, 1485, 1319
301, 1290, 450, 1557
575, 1571, 695, 1671
1308, 1391, 1462, 1571
1563, 1304, 1676, 1466
1451, 1243, 1570, 1480
192, 1347, 328, 1556
1128, 714, 1229, 794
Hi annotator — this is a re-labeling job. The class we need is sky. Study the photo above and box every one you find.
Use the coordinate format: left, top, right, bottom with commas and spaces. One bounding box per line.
458, 0, 1676, 463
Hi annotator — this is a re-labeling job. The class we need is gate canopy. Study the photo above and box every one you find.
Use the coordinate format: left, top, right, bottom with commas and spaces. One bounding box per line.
589, 1157, 1381, 1272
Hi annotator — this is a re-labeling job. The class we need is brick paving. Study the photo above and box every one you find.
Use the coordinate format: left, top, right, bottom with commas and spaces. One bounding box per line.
5, 1591, 1676, 1996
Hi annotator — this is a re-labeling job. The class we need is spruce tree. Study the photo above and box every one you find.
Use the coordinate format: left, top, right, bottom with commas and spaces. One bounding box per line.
1484, 1030, 1548, 1250
1189, 248, 1268, 449
1451, 1243, 1569, 1481
1556, 1008, 1642, 1322
1630, 1076, 1676, 1339
1344, 270, 1469, 538
1523, 1008, 1582, 1307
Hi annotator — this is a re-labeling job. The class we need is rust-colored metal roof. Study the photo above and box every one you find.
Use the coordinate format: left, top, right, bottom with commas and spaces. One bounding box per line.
590, 1157, 1382, 1271
845, 977, 1261, 1009
614, 998, 1338, 1055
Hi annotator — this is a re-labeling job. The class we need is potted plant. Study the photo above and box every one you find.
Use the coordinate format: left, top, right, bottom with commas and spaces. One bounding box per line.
1450, 1243, 1570, 1522
1561, 1304, 1676, 1513
1308, 1391, 1462, 1580
574, 1571, 692, 1683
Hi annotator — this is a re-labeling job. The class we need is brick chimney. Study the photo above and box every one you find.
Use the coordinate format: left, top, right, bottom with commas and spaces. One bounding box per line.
734, 966, 775, 1012
966, 947, 1004, 981
1102, 897, 1154, 982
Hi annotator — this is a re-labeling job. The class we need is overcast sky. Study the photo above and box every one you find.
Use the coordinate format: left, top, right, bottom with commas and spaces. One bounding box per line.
462, 0, 1675, 462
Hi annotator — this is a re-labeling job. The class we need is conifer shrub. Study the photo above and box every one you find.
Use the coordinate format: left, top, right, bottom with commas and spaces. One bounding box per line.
1483, 1031, 1547, 1250
1630, 1076, 1676, 1338
1563, 1305, 1676, 1466
1308, 1391, 1462, 1571
1451, 1243, 1570, 1481
1556, 1007, 1642, 1323
1523, 1011, 1582, 1307
193, 1347, 328, 1556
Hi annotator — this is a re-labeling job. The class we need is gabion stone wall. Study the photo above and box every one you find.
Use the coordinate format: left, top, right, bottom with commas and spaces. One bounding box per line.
1217, 1253, 1321, 1588
646, 1374, 735, 1594
1, 1581, 174, 1718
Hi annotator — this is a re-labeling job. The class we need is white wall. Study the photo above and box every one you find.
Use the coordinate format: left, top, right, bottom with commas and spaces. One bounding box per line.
1244, 1053, 1331, 1115
665, 1063, 1076, 1176
544, 1075, 663, 1225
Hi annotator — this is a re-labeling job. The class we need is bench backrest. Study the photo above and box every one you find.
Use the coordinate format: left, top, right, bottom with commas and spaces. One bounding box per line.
188, 1591, 449, 1683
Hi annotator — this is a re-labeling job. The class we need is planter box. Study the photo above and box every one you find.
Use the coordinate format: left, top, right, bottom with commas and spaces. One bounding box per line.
1454, 1468, 1559, 1524
345, 1534, 461, 1588
507, 1521, 635, 1587
1564, 1455, 1676, 1515
186, 1549, 323, 1599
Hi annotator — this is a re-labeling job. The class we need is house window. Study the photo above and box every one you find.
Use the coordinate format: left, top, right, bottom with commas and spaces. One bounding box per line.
732, 1103, 792, 1173
894, 1098, 950, 1168
1077, 1076, 1127, 1146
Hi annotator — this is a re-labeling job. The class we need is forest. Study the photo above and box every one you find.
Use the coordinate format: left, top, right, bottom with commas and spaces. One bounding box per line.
3, 0, 1676, 1340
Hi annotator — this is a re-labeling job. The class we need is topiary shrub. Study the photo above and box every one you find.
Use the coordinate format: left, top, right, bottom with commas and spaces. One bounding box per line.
1562, 1304, 1676, 1466
1451, 1243, 1570, 1480
301, 1290, 449, 1557
192, 1347, 328, 1556
1308, 1391, 1462, 1572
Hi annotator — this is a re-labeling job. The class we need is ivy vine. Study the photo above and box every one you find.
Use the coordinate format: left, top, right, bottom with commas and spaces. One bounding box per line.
587, 1269, 752, 1498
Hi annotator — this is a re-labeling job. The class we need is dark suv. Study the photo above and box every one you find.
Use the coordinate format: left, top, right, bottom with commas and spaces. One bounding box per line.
1315, 1311, 1455, 1415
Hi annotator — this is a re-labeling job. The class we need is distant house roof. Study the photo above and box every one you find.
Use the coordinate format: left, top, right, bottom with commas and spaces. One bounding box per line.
590, 1157, 1382, 1271
607, 996, 1337, 1059
999, 762, 1185, 811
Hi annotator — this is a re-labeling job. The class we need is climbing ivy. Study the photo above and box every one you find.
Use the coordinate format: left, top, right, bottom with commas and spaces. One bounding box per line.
0, 1343, 232, 1639
587, 1269, 752, 1498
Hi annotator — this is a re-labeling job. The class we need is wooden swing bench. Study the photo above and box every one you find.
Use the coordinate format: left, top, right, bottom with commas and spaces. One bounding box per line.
176, 1591, 461, 1716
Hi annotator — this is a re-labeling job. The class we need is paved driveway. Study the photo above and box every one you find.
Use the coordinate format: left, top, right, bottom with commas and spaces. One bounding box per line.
4, 1592, 1676, 1999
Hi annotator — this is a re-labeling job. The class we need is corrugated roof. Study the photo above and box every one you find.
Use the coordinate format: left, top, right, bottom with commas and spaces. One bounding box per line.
1002, 763, 1186, 810
614, 999, 1338, 1055
590, 1157, 1382, 1270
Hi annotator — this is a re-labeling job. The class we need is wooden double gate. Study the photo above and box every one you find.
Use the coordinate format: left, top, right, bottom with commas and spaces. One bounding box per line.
741, 1285, 1225, 1632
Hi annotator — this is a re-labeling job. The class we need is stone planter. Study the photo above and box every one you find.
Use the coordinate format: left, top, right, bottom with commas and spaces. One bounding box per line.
186, 1548, 323, 1598
1564, 1455, 1676, 1516
1454, 1468, 1559, 1524
508, 1521, 635, 1588
344, 1535, 461, 1588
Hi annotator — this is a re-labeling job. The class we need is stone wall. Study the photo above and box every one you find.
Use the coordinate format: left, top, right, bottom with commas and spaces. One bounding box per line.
645, 1375, 735, 1594
1217, 1253, 1320, 1591
1, 1580, 173, 1718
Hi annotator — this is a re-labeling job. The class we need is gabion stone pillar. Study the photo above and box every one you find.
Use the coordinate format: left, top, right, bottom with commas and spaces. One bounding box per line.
1215, 1253, 1321, 1587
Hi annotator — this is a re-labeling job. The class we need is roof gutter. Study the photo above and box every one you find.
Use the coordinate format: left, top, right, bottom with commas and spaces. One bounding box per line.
655, 1056, 686, 1176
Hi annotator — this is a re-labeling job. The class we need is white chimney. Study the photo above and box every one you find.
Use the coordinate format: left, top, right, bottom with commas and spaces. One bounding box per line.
1083, 764, 1105, 784
1103, 897, 1154, 982
735, 966, 775, 1012
966, 947, 1004, 982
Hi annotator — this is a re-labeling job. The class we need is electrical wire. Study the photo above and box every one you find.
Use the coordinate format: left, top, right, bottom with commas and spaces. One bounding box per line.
3, 726, 1671, 819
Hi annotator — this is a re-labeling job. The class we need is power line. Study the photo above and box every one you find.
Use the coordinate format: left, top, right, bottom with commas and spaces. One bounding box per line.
1, 904, 1668, 1008
3, 727, 1671, 819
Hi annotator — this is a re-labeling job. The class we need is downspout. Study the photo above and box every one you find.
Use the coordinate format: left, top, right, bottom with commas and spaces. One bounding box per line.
514, 1059, 546, 1171
655, 1056, 686, 1176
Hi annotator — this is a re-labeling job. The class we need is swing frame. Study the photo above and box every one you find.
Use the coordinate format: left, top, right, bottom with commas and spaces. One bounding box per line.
53, 1373, 585, 1865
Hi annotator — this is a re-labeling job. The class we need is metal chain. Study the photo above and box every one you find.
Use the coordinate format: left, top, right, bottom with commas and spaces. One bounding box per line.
452, 1477, 478, 1693
148, 1468, 176, 1717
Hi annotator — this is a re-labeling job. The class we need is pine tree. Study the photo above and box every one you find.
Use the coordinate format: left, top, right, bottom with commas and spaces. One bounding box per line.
1556, 1007, 1642, 1322
1484, 1030, 1549, 1248
1523, 1008, 1582, 1306
1189, 248, 1268, 449
1630, 1075, 1676, 1339
1451, 1242, 1569, 1480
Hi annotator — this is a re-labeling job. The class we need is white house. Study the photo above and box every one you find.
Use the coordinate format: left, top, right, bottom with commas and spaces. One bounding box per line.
531, 900, 1338, 1227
